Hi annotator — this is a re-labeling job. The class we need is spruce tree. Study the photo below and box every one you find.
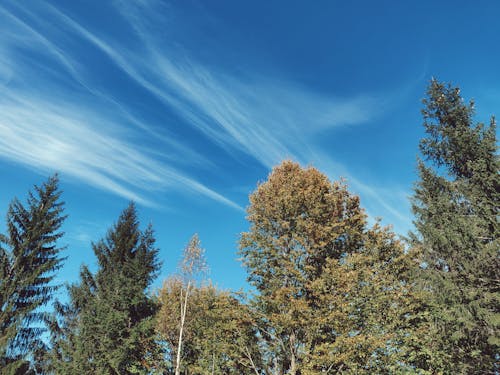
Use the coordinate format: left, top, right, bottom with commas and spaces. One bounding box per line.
0, 176, 66, 374
49, 203, 161, 374
410, 79, 499, 373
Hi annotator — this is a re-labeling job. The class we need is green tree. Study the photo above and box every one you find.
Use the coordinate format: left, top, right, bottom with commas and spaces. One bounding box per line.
305, 223, 429, 374
240, 161, 423, 373
410, 79, 499, 373
48, 203, 161, 374
0, 176, 66, 374
239, 161, 365, 374
157, 280, 261, 374
176, 234, 207, 375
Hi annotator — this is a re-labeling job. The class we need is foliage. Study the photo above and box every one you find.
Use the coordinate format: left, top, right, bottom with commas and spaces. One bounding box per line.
410, 79, 499, 373
305, 224, 431, 374
1, 78, 496, 375
0, 176, 66, 374
240, 161, 423, 374
157, 280, 261, 374
48, 203, 161, 374
173, 234, 207, 375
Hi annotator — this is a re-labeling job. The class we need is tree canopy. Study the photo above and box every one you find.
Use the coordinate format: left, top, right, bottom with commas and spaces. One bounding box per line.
0, 176, 66, 374
240, 161, 425, 373
0, 78, 497, 374
410, 79, 499, 373
48, 203, 161, 374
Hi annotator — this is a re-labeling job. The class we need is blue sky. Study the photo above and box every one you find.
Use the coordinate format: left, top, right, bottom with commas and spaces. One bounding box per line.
1, 0, 499, 291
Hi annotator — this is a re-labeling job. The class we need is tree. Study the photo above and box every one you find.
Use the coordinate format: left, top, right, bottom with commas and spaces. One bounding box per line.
48, 203, 161, 374
0, 176, 66, 374
173, 234, 208, 375
239, 161, 422, 373
304, 223, 429, 374
156, 281, 262, 374
239, 161, 365, 374
410, 79, 499, 373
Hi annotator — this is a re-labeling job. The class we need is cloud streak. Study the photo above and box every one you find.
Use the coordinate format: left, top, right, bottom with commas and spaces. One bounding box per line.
0, 4, 242, 210
0, 0, 411, 228
0, 89, 241, 210
48, 1, 383, 168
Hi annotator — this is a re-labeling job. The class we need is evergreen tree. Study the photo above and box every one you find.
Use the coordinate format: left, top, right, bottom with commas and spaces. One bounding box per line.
410, 79, 499, 373
0, 176, 66, 374
48, 203, 161, 374
239, 161, 422, 373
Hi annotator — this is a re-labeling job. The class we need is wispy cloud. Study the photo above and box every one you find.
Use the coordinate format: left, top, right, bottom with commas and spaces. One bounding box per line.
0, 2, 243, 211
0, 90, 241, 210
0, 0, 411, 228
46, 2, 383, 168
110, 1, 410, 227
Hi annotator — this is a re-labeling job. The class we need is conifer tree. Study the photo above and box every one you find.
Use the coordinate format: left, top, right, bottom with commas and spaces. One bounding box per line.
410, 79, 499, 373
0, 176, 66, 374
48, 203, 161, 374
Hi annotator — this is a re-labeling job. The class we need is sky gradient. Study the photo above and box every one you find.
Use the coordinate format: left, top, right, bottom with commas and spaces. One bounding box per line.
1, 0, 499, 291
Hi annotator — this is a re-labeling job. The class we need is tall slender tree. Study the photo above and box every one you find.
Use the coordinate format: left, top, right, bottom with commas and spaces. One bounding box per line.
410, 79, 499, 373
174, 234, 208, 375
48, 203, 161, 374
0, 176, 66, 374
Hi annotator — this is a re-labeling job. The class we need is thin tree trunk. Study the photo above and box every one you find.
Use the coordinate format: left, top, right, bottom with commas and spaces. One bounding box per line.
243, 345, 261, 375
289, 332, 297, 375
175, 281, 190, 375
290, 355, 296, 375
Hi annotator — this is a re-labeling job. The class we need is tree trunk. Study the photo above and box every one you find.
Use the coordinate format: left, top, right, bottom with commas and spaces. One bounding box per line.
290, 352, 297, 375
175, 281, 190, 375
289, 332, 297, 375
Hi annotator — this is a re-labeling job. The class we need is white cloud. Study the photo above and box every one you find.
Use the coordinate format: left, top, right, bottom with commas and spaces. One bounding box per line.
0, 91, 242, 210
40, 2, 382, 169
0, 1, 412, 228
0, 1, 245, 211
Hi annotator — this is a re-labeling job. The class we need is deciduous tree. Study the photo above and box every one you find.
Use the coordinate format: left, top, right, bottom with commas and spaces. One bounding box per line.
157, 281, 261, 374
240, 161, 422, 373
174, 234, 208, 375
239, 161, 365, 374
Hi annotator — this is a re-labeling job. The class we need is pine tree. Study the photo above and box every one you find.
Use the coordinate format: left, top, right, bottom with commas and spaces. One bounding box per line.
410, 79, 499, 373
0, 176, 66, 374
48, 203, 161, 374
